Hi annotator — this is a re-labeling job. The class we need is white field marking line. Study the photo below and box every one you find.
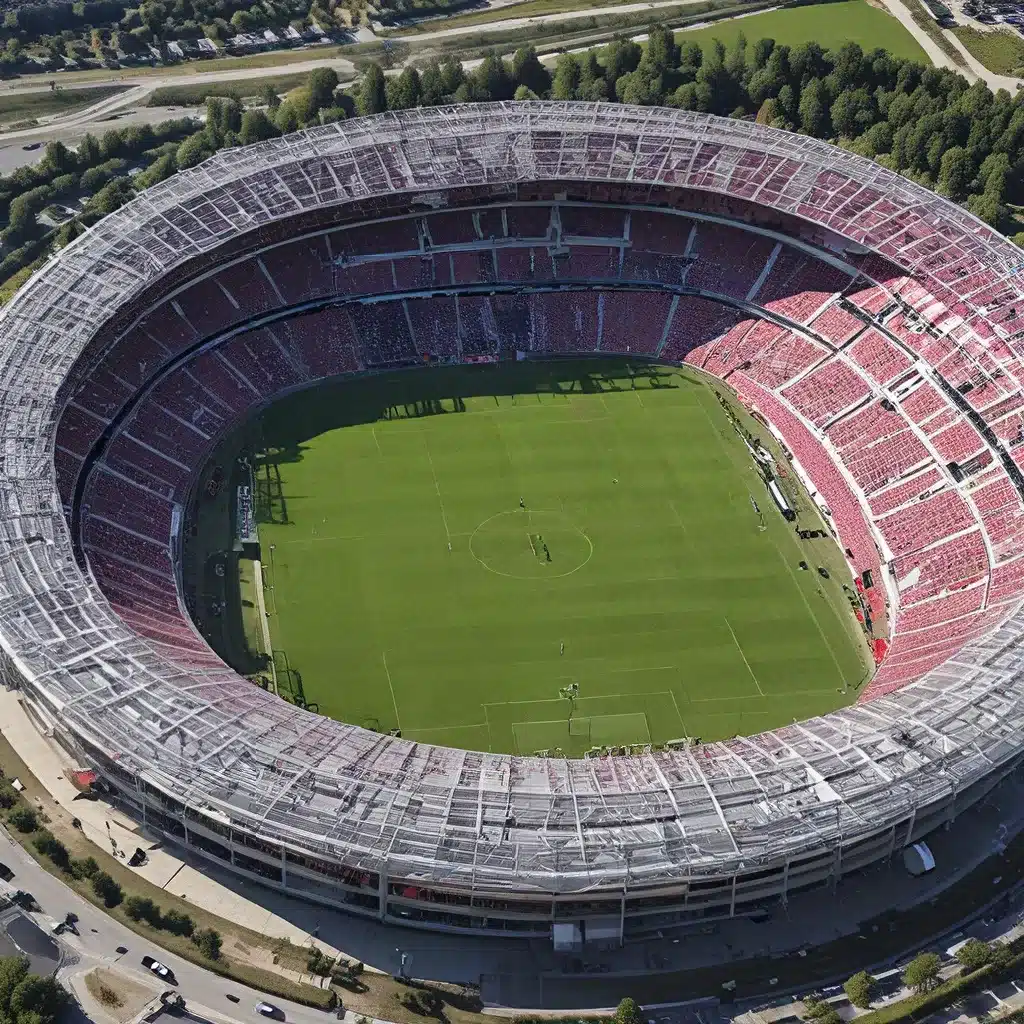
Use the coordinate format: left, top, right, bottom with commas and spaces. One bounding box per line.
382, 651, 402, 732
420, 430, 452, 546
694, 394, 748, 486
635, 390, 646, 409
608, 664, 675, 673
669, 689, 688, 737
723, 616, 765, 697
285, 529, 476, 547
405, 721, 488, 737
686, 687, 836, 704
668, 500, 689, 539
764, 523, 848, 688
371, 426, 382, 454
511, 712, 649, 729
482, 690, 676, 708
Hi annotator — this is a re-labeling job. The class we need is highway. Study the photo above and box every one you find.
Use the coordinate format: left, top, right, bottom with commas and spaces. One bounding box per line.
0, 829, 341, 1024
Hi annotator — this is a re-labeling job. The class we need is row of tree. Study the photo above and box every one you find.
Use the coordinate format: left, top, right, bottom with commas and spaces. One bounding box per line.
342, 33, 1024, 240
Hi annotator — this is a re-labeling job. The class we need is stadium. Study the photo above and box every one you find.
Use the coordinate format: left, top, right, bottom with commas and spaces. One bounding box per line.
4, 101, 1024, 946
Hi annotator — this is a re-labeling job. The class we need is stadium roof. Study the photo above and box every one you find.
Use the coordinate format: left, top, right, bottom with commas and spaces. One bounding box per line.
2, 102, 1023, 892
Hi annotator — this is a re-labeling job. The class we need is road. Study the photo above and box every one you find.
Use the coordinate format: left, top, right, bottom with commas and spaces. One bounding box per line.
0, 53, 357, 165
388, 0, 712, 41
878, 0, 1022, 91
0, 830, 341, 1024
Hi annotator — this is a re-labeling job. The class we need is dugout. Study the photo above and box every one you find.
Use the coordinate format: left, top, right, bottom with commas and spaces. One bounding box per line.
767, 480, 796, 522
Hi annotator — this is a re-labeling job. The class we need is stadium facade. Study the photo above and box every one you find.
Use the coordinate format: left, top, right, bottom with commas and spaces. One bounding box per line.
3, 102, 1024, 943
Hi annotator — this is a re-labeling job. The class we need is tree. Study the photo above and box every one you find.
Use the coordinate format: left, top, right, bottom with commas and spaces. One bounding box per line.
135, 152, 177, 189
643, 24, 679, 75
514, 85, 539, 101
756, 97, 780, 125
902, 953, 942, 994
358, 63, 387, 116
938, 145, 974, 199
271, 101, 300, 134
831, 89, 874, 138
192, 928, 222, 960
307, 66, 339, 113
0, 957, 29, 1017
40, 141, 75, 176
70, 856, 99, 879
955, 939, 992, 972
9, 972, 69, 1024
91, 870, 123, 908
843, 971, 874, 1009
239, 109, 280, 145
552, 53, 581, 101
124, 895, 161, 926
512, 45, 549, 96
318, 107, 347, 125
439, 56, 465, 96
32, 832, 70, 871
163, 909, 194, 937
799, 79, 831, 138
803, 998, 841, 1024
175, 131, 215, 169
259, 83, 281, 109
614, 999, 645, 1024
420, 62, 445, 106
386, 67, 420, 110
7, 807, 37, 833
475, 53, 513, 100
604, 37, 641, 87
205, 97, 242, 142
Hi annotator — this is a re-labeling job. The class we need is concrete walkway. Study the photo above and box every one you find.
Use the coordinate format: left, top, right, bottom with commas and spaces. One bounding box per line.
0, 690, 346, 960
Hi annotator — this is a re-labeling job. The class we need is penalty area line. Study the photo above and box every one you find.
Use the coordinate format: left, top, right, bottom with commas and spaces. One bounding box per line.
724, 617, 765, 697
382, 652, 402, 733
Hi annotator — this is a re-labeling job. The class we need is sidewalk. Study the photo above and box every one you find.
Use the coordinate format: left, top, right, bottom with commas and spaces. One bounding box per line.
0, 689, 346, 960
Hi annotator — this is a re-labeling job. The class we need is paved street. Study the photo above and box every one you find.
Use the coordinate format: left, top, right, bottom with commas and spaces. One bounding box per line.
0, 829, 342, 1024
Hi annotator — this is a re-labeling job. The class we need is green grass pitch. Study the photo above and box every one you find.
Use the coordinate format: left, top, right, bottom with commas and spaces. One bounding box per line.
232, 359, 872, 754
672, 1, 930, 64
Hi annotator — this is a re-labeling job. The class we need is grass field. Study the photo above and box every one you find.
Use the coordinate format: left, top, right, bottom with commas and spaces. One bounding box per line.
0, 84, 127, 125
952, 24, 1024, 74
213, 359, 871, 756
391, 0, 712, 34
673, 0, 929, 61
146, 72, 318, 106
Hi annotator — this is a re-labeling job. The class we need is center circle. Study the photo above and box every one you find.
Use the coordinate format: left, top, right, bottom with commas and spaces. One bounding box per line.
469, 510, 593, 579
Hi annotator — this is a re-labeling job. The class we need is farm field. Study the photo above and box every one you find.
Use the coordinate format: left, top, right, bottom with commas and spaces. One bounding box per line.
215, 359, 871, 755
674, 0, 929, 62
